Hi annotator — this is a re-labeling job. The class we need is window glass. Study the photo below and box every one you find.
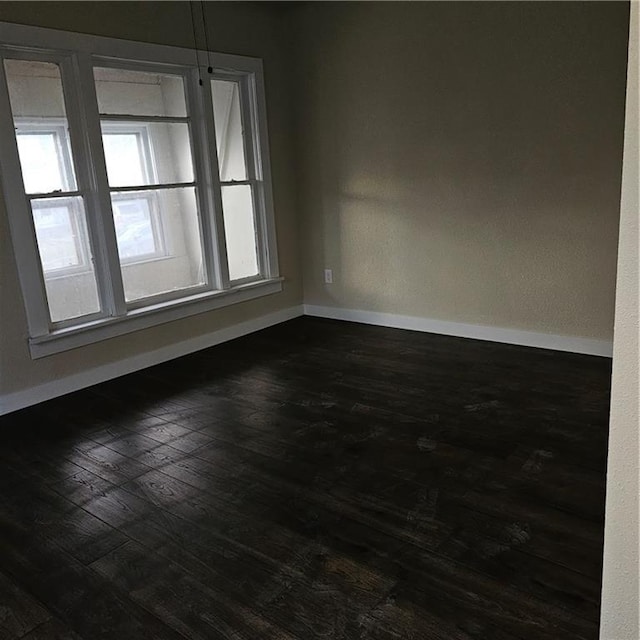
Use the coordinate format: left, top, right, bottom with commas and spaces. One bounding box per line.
102, 132, 147, 186
100, 122, 193, 187
94, 67, 187, 117
112, 187, 205, 302
33, 203, 82, 271
211, 79, 247, 181
4, 59, 77, 194
113, 196, 158, 260
221, 185, 258, 280
31, 197, 101, 323
16, 132, 69, 194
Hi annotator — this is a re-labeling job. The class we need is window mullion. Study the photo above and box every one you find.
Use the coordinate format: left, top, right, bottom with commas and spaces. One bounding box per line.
190, 68, 230, 290
71, 53, 127, 317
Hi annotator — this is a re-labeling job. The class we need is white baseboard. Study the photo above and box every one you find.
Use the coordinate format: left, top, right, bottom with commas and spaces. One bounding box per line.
303, 304, 613, 357
0, 305, 304, 416
1, 302, 612, 416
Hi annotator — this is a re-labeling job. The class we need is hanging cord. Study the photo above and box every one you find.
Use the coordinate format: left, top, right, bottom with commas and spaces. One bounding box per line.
189, 1, 203, 85
200, 0, 213, 74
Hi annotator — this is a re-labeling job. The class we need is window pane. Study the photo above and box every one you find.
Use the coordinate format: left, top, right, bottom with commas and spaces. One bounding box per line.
111, 187, 206, 302
94, 67, 187, 117
102, 132, 146, 186
113, 196, 158, 260
101, 123, 193, 187
221, 185, 259, 281
4, 59, 77, 194
16, 133, 66, 194
31, 197, 100, 323
33, 203, 81, 271
211, 80, 247, 181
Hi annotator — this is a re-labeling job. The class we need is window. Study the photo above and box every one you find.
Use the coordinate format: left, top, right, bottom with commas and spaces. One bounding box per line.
102, 124, 166, 264
16, 120, 90, 277
0, 22, 280, 357
16, 120, 165, 275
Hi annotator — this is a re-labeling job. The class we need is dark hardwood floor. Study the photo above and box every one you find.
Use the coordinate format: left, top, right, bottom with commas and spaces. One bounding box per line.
0, 317, 611, 640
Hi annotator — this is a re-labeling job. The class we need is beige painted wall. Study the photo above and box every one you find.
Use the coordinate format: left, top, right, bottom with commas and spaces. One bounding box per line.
600, 2, 639, 637
292, 2, 629, 340
0, 2, 301, 396
0, 1, 631, 402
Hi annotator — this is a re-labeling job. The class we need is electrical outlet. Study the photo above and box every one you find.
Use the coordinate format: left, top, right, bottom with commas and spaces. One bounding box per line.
324, 269, 333, 284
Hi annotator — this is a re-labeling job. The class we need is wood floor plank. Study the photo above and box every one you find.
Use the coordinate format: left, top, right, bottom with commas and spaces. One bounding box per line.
90, 540, 297, 640
19, 618, 85, 640
0, 317, 610, 639
0, 570, 51, 639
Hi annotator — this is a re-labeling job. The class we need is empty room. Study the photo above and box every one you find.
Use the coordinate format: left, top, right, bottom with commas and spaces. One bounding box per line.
0, 2, 637, 639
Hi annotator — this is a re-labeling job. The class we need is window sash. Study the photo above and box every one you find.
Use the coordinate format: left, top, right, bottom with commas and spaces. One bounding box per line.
14, 122, 95, 278
101, 123, 167, 265
209, 71, 272, 284
31, 196, 91, 276
0, 22, 280, 353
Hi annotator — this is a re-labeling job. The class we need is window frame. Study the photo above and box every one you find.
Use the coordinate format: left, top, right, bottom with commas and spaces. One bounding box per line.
0, 21, 281, 359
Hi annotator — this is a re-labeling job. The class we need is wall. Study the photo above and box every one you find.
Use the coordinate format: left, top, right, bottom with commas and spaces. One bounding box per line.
0, 1, 631, 407
600, 1, 639, 637
292, 2, 629, 341
0, 1, 301, 403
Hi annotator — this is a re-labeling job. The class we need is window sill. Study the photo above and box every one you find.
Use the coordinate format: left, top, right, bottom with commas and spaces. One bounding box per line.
29, 277, 283, 359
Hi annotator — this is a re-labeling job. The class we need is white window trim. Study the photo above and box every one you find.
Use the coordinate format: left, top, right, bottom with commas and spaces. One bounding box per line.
0, 21, 281, 359
29, 276, 284, 358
